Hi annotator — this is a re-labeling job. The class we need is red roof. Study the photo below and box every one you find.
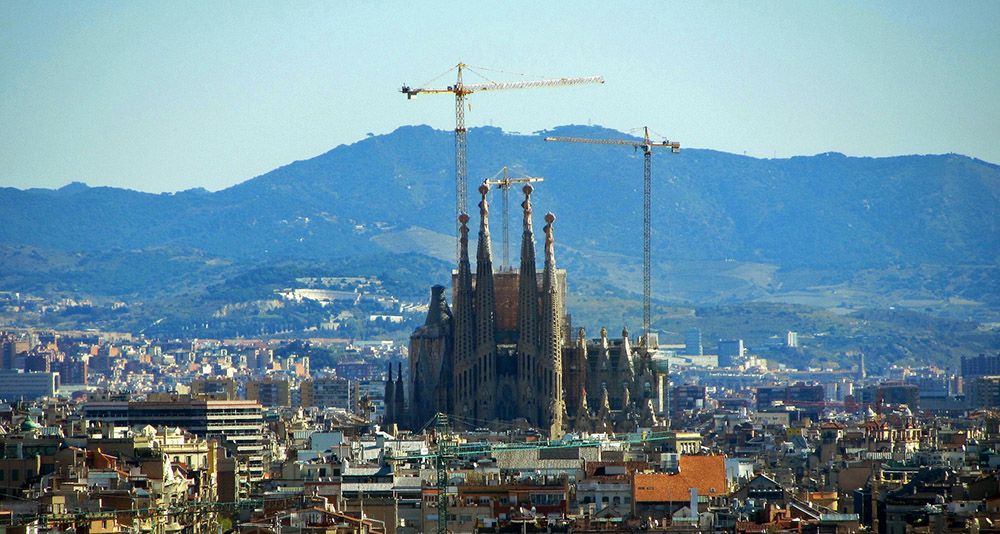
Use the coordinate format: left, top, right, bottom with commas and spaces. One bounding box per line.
633, 455, 728, 503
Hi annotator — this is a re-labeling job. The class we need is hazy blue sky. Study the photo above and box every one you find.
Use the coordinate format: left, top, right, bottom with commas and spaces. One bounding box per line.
2, 2, 998, 192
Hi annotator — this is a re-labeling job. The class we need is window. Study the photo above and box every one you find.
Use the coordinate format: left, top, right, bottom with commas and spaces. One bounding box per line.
11, 470, 18, 481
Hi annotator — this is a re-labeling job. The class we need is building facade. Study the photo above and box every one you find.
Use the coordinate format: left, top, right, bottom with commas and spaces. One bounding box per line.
405, 185, 665, 436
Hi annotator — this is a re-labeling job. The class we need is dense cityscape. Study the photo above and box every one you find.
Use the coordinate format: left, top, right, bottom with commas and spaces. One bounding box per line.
4, 4, 1000, 534
0, 182, 997, 533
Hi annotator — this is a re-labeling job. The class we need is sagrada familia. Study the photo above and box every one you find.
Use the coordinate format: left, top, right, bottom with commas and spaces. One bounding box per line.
386, 183, 666, 438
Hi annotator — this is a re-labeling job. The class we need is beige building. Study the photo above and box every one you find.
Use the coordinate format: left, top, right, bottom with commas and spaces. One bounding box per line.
247, 378, 291, 407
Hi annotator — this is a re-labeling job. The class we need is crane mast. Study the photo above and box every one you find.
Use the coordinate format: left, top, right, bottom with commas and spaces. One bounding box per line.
484, 167, 544, 269
402, 63, 603, 260
544, 128, 680, 346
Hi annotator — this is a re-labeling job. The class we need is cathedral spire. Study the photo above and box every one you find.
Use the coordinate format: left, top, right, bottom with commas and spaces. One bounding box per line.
474, 184, 497, 348
452, 213, 475, 415
541, 212, 564, 438
574, 388, 593, 434
599, 327, 611, 371
641, 398, 658, 428
473, 185, 498, 420
455, 215, 474, 363
619, 326, 635, 382
423, 285, 452, 327
517, 184, 540, 349
542, 213, 557, 293
596, 385, 613, 433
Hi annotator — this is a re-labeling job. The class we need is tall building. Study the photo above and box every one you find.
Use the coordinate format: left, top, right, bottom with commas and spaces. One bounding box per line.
1, 334, 29, 370
82, 394, 265, 480
684, 328, 703, 356
58, 355, 88, 385
301, 377, 356, 411
969, 376, 1000, 409
785, 331, 798, 348
671, 384, 707, 414
0, 370, 60, 401
962, 353, 1000, 379
407, 185, 664, 436
246, 378, 291, 407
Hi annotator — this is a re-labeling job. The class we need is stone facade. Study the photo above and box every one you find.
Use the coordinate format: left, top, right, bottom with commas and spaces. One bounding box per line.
405, 185, 665, 436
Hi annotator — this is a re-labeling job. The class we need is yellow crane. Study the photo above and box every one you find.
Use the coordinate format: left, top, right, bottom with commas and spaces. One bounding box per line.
544, 127, 680, 346
483, 167, 544, 269
401, 63, 603, 259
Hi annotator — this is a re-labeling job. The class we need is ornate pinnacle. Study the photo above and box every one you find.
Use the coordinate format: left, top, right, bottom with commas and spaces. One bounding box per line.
478, 183, 490, 217
458, 213, 470, 254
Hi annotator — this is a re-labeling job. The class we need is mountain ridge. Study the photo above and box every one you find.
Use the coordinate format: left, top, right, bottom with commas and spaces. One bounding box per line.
1, 124, 998, 310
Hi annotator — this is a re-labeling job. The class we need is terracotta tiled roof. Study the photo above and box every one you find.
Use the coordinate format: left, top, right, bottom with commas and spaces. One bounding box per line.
633, 455, 728, 503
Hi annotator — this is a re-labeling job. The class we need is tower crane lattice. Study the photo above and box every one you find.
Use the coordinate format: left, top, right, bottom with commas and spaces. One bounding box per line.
544, 127, 679, 347
483, 167, 544, 269
402, 63, 603, 259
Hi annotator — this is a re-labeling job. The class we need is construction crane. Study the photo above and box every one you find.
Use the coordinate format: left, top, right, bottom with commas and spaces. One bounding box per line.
544, 127, 680, 347
407, 412, 671, 534
401, 63, 603, 259
483, 167, 544, 269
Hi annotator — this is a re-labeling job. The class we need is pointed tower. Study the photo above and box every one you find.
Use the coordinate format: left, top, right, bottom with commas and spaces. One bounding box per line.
473, 184, 498, 419
517, 184, 540, 347
599, 327, 611, 371
453, 213, 475, 416
641, 398, 658, 428
408, 285, 452, 429
394, 362, 404, 426
517, 184, 541, 417
596, 385, 613, 433
619, 326, 636, 388
574, 386, 592, 433
541, 213, 565, 438
384, 362, 395, 426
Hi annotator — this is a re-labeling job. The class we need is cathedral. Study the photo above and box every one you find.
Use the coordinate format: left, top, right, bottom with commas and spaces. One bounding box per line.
391, 183, 666, 437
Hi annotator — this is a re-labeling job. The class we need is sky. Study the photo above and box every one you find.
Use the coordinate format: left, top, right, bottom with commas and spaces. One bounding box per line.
2, 2, 999, 193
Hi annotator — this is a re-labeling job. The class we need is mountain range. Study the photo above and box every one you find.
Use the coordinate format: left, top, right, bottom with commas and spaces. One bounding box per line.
2, 125, 999, 363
